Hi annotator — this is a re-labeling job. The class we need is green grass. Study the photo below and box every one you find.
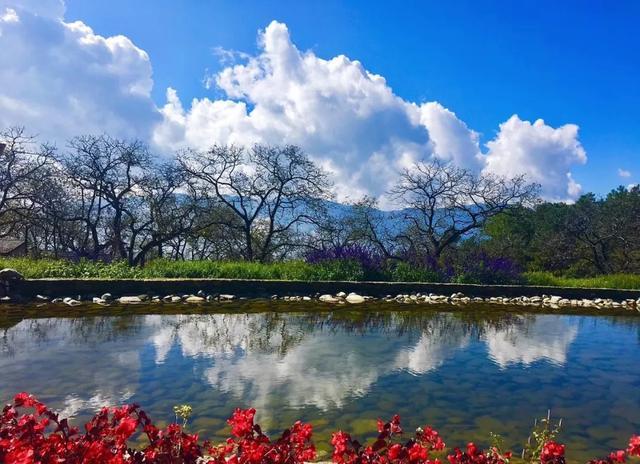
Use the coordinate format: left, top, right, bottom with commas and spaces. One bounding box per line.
0, 258, 373, 281
2, 258, 639, 288
524, 271, 640, 290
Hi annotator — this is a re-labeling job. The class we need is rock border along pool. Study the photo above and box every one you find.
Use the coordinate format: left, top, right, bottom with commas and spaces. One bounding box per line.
2, 270, 639, 312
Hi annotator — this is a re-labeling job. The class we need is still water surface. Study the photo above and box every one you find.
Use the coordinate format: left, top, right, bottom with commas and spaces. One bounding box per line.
1, 302, 639, 462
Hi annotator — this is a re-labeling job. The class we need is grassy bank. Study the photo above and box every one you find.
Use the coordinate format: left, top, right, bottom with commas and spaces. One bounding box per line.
524, 271, 640, 290
2, 258, 639, 289
0, 258, 374, 281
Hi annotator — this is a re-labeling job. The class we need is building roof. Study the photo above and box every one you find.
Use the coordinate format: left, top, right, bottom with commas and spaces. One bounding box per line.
0, 239, 25, 254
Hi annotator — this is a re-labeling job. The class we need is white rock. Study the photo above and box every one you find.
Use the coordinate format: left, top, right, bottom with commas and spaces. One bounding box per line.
346, 293, 365, 304
336, 292, 347, 298
118, 296, 143, 304
63, 297, 81, 306
185, 296, 206, 303
219, 294, 236, 301
319, 294, 340, 303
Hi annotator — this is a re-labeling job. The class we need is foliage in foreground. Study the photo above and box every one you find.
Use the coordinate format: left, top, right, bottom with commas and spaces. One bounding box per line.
1, 393, 640, 464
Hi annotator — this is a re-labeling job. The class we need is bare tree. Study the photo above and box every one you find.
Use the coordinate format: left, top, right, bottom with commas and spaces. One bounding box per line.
123, 163, 206, 265
308, 196, 406, 261
0, 127, 55, 241
179, 144, 331, 261
389, 159, 539, 261
60, 135, 153, 260
181, 206, 248, 260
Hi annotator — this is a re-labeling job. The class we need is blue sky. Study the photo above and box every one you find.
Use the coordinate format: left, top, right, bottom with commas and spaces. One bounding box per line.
1, 0, 638, 202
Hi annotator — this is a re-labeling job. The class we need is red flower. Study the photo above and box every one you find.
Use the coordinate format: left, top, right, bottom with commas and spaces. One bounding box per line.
609, 450, 626, 463
418, 426, 446, 452
467, 442, 479, 456
115, 416, 138, 441
628, 435, 640, 457
390, 415, 403, 435
2, 392, 639, 464
389, 443, 403, 460
409, 443, 429, 462
228, 408, 256, 438
541, 441, 565, 464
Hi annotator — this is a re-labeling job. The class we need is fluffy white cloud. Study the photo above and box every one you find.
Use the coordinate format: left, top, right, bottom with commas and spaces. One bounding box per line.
418, 102, 483, 171
483, 116, 587, 201
0, 6, 18, 23
618, 168, 632, 178
1, 4, 587, 201
0, 0, 159, 142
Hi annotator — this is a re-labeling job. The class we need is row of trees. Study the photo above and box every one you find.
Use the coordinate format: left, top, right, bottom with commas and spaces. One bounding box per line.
482, 187, 640, 275
2, 126, 637, 276
1, 128, 335, 264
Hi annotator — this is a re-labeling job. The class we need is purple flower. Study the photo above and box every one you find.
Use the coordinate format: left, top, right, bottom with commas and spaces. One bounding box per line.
306, 244, 383, 271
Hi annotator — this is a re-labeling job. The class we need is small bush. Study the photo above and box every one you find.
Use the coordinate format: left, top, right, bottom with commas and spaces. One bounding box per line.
386, 261, 442, 283
450, 250, 524, 285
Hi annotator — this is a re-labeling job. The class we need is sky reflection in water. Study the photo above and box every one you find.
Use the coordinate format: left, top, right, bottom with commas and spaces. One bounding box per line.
1, 306, 639, 462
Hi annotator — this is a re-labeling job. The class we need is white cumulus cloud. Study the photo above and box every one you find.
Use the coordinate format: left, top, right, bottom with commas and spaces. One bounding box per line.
618, 168, 632, 178
483, 116, 587, 202
0, 0, 159, 142
418, 102, 483, 171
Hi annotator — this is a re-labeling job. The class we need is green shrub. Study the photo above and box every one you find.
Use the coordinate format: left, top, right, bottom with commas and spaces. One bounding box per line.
387, 262, 441, 283
309, 259, 366, 281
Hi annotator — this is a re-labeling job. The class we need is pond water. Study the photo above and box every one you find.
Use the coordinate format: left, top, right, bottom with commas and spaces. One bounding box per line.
1, 302, 639, 462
